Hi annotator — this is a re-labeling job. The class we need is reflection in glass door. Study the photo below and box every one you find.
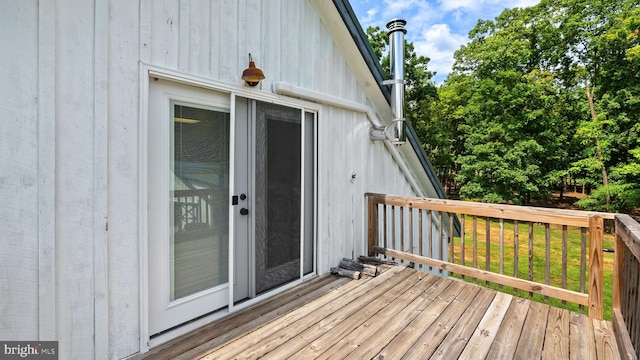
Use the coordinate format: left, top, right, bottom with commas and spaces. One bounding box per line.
171, 102, 229, 300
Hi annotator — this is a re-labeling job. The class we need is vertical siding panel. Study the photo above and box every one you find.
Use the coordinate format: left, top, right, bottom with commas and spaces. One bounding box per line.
178, 0, 189, 72
300, 2, 317, 89
342, 62, 359, 256
236, 0, 247, 77
151, 0, 179, 67
38, 0, 57, 341
218, 0, 237, 83
353, 114, 363, 257
56, 0, 96, 356
0, 0, 39, 341
359, 112, 372, 254
318, 106, 334, 271
342, 111, 354, 258
331, 43, 344, 97
314, 21, 332, 93
317, 106, 326, 272
262, 0, 281, 90
242, 0, 261, 85
189, 0, 210, 76
334, 109, 345, 259
109, 0, 141, 356
335, 108, 345, 261
281, 0, 300, 85
209, 0, 220, 79
93, 0, 109, 356
140, 0, 152, 62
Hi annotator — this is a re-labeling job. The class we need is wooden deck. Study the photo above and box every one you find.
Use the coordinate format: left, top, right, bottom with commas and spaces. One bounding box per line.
139, 266, 620, 359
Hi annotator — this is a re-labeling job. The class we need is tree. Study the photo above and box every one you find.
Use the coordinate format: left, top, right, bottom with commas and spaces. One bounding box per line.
437, 0, 639, 211
447, 5, 573, 204
572, 5, 640, 211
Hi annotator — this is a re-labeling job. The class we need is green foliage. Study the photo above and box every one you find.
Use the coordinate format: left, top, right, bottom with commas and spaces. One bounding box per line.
365, 2, 639, 213
436, 0, 639, 212
365, 26, 437, 108
576, 147, 640, 212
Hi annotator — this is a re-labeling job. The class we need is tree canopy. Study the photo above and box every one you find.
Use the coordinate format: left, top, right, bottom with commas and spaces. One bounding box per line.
367, 0, 640, 212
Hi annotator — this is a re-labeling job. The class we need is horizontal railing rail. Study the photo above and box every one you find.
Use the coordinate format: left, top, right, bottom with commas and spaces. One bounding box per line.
613, 214, 640, 360
366, 193, 616, 320
173, 188, 225, 231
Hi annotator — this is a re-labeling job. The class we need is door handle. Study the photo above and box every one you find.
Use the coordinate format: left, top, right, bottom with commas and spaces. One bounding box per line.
240, 208, 249, 215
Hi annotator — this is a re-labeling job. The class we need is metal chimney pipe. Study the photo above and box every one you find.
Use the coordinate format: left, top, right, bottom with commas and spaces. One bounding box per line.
386, 18, 407, 144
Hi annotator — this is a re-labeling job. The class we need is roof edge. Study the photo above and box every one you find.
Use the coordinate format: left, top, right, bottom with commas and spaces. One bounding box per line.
333, 0, 447, 200
332, 0, 391, 101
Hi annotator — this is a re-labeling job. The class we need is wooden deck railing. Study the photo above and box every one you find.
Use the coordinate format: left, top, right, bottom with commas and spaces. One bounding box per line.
366, 193, 616, 320
613, 214, 640, 359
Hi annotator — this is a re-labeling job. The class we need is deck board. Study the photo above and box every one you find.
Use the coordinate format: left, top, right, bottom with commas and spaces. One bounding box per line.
193, 266, 409, 360
429, 288, 496, 360
139, 266, 620, 360
593, 318, 619, 359
373, 280, 468, 359
300, 272, 439, 360
401, 286, 486, 359
486, 297, 531, 359
458, 291, 511, 359
514, 301, 549, 359
542, 306, 571, 359
570, 311, 597, 360
342, 277, 453, 360
256, 268, 420, 359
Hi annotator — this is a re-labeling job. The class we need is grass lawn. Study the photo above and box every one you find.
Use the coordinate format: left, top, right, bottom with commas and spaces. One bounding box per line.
450, 215, 615, 320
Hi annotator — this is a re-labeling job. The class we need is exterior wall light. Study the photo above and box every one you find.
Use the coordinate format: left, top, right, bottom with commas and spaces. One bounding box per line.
241, 53, 265, 87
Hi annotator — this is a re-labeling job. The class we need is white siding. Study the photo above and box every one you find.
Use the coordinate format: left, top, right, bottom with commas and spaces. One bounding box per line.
0, 0, 437, 358
140, 0, 424, 274
108, 0, 141, 357
0, 0, 40, 341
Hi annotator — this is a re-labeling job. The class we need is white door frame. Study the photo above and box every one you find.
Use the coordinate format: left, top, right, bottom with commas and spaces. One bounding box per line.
147, 79, 232, 336
138, 64, 319, 351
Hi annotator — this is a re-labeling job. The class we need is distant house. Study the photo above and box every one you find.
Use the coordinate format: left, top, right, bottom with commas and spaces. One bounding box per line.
0, 0, 447, 358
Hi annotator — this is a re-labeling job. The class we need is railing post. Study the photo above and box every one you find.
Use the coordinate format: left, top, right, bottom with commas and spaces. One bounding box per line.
613, 222, 623, 318
367, 195, 378, 256
588, 216, 604, 320
613, 214, 640, 360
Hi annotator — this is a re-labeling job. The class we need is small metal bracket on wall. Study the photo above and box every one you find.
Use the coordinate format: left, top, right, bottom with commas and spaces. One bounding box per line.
369, 119, 406, 144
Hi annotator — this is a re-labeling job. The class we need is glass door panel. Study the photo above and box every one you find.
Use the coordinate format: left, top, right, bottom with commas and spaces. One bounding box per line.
171, 102, 229, 301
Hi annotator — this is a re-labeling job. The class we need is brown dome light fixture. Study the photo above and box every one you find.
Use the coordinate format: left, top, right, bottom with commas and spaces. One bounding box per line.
241, 53, 265, 87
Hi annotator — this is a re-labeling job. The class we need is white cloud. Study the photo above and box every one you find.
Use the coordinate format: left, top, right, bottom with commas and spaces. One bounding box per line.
382, 0, 420, 15
437, 0, 477, 12
360, 7, 380, 27
438, 0, 538, 12
413, 23, 469, 83
351, 0, 542, 82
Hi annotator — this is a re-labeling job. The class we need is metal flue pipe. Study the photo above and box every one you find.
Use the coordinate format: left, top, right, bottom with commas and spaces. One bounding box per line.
386, 18, 407, 144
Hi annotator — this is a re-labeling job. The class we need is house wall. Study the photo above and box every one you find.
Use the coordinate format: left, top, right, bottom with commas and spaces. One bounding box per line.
0, 0, 40, 343
0, 1, 433, 358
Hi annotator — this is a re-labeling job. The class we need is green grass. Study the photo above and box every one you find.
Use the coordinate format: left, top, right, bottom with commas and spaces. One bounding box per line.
449, 215, 615, 320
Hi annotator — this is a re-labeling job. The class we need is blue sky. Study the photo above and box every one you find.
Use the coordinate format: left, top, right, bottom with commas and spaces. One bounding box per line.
349, 0, 540, 83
